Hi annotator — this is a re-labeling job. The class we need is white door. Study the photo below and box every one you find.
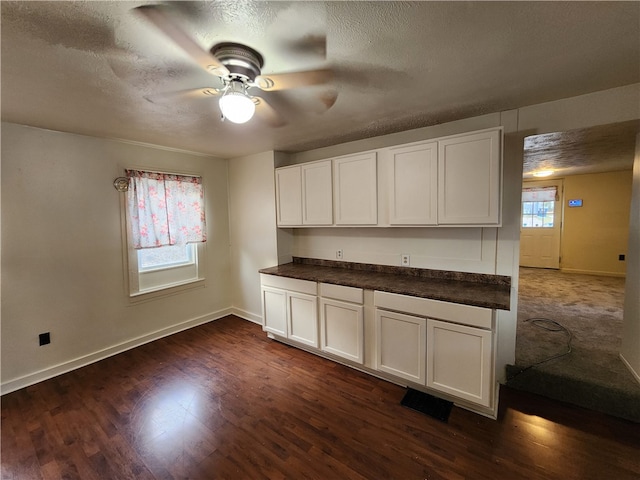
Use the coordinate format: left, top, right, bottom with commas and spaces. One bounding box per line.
426, 319, 493, 408
375, 309, 426, 384
302, 160, 333, 225
287, 292, 319, 347
275, 166, 302, 226
386, 141, 438, 225
520, 179, 563, 269
437, 129, 501, 225
320, 298, 364, 364
262, 287, 287, 337
333, 152, 378, 225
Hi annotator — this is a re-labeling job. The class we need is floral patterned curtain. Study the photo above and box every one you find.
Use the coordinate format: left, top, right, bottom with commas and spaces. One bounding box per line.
126, 170, 206, 249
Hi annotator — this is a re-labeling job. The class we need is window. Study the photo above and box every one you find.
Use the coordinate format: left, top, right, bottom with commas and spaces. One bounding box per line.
522, 186, 557, 228
125, 169, 206, 297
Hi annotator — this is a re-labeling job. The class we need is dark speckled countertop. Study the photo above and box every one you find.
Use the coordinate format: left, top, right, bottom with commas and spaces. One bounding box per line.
260, 258, 511, 311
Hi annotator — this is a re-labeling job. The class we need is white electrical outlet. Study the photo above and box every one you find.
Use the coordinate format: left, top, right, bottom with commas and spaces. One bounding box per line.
336, 249, 343, 260
401, 254, 410, 266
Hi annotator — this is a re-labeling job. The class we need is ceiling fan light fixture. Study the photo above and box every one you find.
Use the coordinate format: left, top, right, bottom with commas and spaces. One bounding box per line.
219, 81, 255, 124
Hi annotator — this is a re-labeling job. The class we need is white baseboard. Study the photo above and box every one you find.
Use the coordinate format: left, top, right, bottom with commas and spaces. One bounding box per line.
620, 353, 640, 386
1, 307, 233, 396
560, 268, 625, 278
231, 307, 263, 325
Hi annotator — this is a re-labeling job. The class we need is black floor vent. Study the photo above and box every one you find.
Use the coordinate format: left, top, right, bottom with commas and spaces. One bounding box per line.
401, 388, 453, 422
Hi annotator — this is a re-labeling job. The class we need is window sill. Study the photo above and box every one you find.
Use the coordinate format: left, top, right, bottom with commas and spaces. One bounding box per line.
129, 278, 205, 304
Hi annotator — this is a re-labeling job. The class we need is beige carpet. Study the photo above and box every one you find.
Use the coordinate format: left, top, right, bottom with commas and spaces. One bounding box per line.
507, 267, 640, 422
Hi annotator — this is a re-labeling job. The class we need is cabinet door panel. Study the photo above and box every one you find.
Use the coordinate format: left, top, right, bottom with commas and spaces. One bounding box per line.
302, 161, 333, 225
320, 299, 364, 364
334, 152, 377, 225
388, 142, 438, 225
376, 309, 426, 384
288, 292, 319, 347
426, 319, 493, 407
438, 129, 501, 225
275, 166, 302, 226
262, 287, 287, 337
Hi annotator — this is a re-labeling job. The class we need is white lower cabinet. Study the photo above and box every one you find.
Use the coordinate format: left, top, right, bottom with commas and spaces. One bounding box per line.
426, 319, 493, 408
320, 298, 364, 364
261, 274, 318, 348
287, 292, 319, 347
262, 286, 288, 337
319, 283, 364, 364
261, 275, 497, 415
375, 309, 426, 384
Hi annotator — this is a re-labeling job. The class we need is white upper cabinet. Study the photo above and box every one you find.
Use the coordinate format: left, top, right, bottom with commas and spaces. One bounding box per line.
275, 166, 302, 226
437, 129, 501, 225
302, 160, 333, 225
274, 127, 502, 228
333, 152, 378, 225
385, 141, 438, 225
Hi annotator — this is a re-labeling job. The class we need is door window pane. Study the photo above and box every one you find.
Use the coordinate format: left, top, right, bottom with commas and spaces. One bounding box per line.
522, 200, 554, 228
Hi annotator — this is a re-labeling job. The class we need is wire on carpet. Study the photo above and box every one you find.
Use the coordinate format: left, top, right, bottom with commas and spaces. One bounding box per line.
507, 317, 573, 381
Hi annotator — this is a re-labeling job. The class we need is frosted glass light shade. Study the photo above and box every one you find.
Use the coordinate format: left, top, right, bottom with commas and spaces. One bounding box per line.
219, 92, 255, 124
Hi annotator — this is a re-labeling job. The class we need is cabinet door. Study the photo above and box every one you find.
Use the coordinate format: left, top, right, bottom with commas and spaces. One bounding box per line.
275, 166, 302, 226
320, 298, 364, 364
302, 160, 333, 225
387, 141, 438, 225
262, 287, 287, 337
375, 309, 426, 384
426, 319, 493, 407
288, 292, 319, 348
438, 129, 501, 225
334, 152, 378, 225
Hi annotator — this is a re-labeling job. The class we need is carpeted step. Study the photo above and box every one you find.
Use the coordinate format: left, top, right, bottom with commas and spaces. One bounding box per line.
506, 364, 640, 423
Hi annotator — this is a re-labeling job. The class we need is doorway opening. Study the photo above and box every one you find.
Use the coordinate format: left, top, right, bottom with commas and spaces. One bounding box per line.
509, 122, 639, 421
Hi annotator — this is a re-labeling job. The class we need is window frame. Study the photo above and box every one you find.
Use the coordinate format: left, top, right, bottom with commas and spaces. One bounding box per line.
120, 166, 207, 301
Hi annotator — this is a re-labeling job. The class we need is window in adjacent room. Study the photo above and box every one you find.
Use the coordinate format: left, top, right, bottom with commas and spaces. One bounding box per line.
124, 169, 206, 297
521, 186, 557, 228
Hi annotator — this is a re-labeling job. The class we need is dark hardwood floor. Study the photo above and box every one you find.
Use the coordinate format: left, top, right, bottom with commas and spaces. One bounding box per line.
2, 315, 639, 479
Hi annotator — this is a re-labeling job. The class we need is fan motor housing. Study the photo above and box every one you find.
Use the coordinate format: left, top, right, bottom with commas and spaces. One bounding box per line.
210, 42, 264, 81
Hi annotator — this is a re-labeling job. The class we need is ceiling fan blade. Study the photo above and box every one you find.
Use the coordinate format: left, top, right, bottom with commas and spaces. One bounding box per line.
133, 5, 229, 77
310, 90, 338, 113
144, 87, 222, 104
253, 96, 287, 127
255, 69, 333, 91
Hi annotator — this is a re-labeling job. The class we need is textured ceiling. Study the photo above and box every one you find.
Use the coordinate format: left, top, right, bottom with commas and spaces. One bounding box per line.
1, 1, 639, 169
523, 121, 640, 179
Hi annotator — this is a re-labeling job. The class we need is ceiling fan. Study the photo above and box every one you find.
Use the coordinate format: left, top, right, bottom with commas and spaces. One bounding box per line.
134, 4, 337, 126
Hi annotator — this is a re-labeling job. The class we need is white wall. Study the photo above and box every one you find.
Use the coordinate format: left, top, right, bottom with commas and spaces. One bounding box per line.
518, 83, 640, 134
1, 123, 232, 393
621, 134, 640, 383
227, 151, 280, 323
